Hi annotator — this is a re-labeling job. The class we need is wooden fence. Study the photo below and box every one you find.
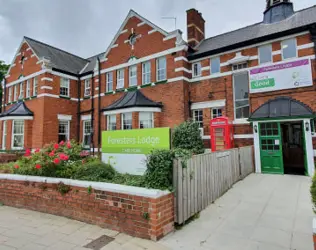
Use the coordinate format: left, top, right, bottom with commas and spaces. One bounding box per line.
173, 146, 254, 224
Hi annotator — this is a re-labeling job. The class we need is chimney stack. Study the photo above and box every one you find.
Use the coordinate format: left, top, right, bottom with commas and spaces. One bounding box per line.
187, 9, 205, 48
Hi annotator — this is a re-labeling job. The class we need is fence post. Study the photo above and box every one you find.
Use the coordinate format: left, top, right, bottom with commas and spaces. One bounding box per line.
173, 159, 178, 223
238, 148, 242, 178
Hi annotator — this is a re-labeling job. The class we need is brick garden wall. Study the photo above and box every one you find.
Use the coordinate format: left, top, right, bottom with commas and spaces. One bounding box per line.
0, 175, 174, 241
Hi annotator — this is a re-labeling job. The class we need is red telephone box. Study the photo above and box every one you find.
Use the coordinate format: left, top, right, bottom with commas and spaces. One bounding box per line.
210, 116, 234, 151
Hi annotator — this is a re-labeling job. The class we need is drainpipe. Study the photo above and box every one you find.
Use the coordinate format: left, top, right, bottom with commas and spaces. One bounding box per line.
1, 78, 6, 113
310, 25, 316, 72
76, 76, 81, 142
97, 58, 102, 156
91, 73, 95, 156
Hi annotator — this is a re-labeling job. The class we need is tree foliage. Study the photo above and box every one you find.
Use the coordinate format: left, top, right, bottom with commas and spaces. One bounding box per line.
0, 60, 9, 83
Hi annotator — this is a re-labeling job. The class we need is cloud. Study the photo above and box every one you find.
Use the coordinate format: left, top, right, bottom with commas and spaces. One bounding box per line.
0, 0, 314, 64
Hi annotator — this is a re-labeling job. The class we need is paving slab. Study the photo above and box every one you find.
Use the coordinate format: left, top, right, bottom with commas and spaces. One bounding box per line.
160, 174, 314, 250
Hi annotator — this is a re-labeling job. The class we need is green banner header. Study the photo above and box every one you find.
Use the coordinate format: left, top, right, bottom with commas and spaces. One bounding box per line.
102, 128, 170, 154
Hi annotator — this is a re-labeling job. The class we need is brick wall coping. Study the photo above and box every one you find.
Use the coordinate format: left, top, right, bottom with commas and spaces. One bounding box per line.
0, 174, 170, 198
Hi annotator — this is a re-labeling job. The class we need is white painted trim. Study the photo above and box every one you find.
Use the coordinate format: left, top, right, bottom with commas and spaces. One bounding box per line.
233, 119, 250, 125
281, 38, 298, 61
111, 44, 119, 49
163, 33, 177, 41
0, 116, 33, 121
5, 75, 10, 79
148, 29, 157, 35
304, 119, 315, 177
202, 135, 210, 140
95, 79, 99, 82
31, 54, 36, 58
314, 150, 316, 157
11, 63, 16, 67
26, 47, 32, 51
272, 50, 282, 56
37, 93, 59, 99
233, 134, 254, 139
167, 76, 190, 83
0, 174, 170, 198
189, 31, 310, 63
41, 77, 53, 82
50, 70, 78, 81
40, 86, 53, 90
191, 71, 232, 82
57, 114, 72, 121
191, 100, 226, 110
95, 87, 99, 91
253, 122, 261, 174
120, 29, 128, 34
174, 56, 188, 62
201, 66, 209, 72
137, 21, 146, 27
175, 67, 191, 73
79, 62, 89, 74
70, 98, 79, 102
6, 69, 46, 88
103, 107, 161, 116
297, 42, 314, 50
81, 114, 91, 121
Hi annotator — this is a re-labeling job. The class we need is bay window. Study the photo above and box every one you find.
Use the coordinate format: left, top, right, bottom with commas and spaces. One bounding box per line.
106, 72, 113, 92
122, 113, 132, 130
12, 120, 24, 149
142, 61, 151, 85
60, 78, 70, 97
233, 72, 250, 120
58, 120, 69, 142
129, 65, 137, 87
156, 57, 166, 81
139, 112, 154, 129
107, 115, 116, 131
83, 120, 92, 148
117, 69, 124, 89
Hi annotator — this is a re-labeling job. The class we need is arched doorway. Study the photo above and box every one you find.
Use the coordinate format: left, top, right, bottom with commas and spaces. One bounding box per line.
249, 96, 315, 176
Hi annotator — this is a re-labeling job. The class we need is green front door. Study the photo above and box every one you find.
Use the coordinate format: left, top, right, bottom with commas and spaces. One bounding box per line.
259, 122, 284, 174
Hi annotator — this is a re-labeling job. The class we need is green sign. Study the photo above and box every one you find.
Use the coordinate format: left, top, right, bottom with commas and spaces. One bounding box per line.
102, 128, 170, 154
251, 78, 275, 89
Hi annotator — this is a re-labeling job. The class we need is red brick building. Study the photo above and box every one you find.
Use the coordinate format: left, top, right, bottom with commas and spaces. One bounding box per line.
1, 0, 316, 175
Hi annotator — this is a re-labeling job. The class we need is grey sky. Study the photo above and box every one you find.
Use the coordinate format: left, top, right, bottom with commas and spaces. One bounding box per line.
0, 0, 314, 64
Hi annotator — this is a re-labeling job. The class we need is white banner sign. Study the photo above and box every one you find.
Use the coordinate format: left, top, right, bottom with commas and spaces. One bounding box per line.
249, 59, 313, 93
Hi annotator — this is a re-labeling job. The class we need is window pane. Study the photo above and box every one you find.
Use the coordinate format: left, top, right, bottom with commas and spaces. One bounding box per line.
12, 120, 24, 148
117, 69, 124, 89
193, 63, 201, 77
33, 77, 38, 96
234, 73, 250, 119
83, 121, 91, 147
211, 57, 221, 74
108, 115, 116, 131
60, 78, 69, 96
58, 121, 69, 142
142, 61, 151, 85
129, 66, 137, 87
157, 57, 166, 81
282, 39, 296, 60
139, 112, 153, 129
259, 44, 272, 64
106, 72, 113, 92
84, 79, 90, 96
193, 110, 203, 128
122, 113, 132, 130
212, 108, 223, 119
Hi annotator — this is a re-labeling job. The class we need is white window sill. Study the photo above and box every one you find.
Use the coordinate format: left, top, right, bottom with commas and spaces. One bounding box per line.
233, 119, 250, 125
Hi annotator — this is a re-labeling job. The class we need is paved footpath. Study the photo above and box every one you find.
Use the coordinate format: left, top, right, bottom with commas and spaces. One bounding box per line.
160, 174, 314, 250
0, 174, 314, 250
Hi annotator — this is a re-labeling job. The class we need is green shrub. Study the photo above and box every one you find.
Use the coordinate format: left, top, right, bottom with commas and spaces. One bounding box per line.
310, 173, 316, 213
172, 120, 205, 154
73, 161, 116, 181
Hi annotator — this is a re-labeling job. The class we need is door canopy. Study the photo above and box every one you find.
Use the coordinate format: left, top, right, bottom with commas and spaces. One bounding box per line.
249, 96, 315, 121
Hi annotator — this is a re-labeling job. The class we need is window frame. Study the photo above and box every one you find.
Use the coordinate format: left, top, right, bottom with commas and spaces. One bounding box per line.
33, 77, 38, 96
60, 78, 70, 97
82, 120, 92, 148
210, 56, 221, 74
139, 112, 154, 129
14, 85, 18, 101
106, 72, 113, 92
142, 61, 151, 85
211, 108, 223, 119
121, 113, 132, 130
129, 65, 137, 87
192, 109, 203, 129
192, 62, 202, 78
281, 38, 297, 61
58, 120, 70, 142
84, 79, 91, 97
156, 57, 167, 82
19, 82, 24, 99
26, 80, 30, 98
233, 72, 250, 121
258, 44, 273, 64
11, 120, 24, 150
8, 87, 12, 103
107, 114, 116, 131
117, 69, 125, 89
2, 121, 7, 150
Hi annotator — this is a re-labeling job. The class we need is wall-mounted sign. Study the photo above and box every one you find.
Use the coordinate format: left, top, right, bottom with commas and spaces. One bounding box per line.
101, 128, 170, 175
249, 59, 313, 94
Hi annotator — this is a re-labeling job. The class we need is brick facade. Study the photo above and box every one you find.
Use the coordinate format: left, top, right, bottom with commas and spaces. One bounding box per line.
1, 7, 316, 154
0, 177, 174, 241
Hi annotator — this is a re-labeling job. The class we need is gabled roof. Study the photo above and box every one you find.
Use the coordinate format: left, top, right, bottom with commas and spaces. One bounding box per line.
80, 52, 105, 74
24, 37, 89, 74
189, 5, 316, 60
249, 96, 315, 120
102, 9, 170, 61
102, 90, 163, 111
0, 101, 34, 118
